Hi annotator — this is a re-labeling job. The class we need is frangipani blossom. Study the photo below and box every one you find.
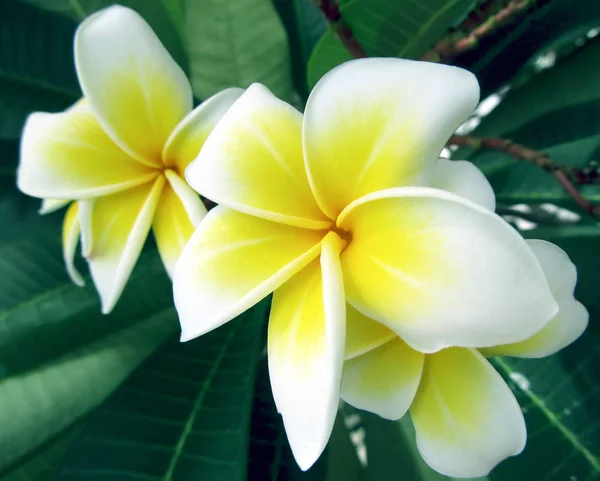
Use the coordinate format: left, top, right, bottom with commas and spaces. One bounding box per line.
174, 58, 558, 470
341, 166, 588, 477
17, 6, 242, 313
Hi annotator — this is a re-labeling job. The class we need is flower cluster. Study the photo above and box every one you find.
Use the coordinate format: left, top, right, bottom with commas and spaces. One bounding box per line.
17, 6, 588, 478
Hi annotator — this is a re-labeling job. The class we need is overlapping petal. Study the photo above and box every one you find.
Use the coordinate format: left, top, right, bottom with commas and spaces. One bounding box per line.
303, 58, 480, 218
268, 232, 346, 471
344, 304, 395, 360
185, 84, 331, 229
39, 198, 70, 215
341, 338, 423, 420
62, 202, 85, 287
410, 348, 526, 477
431, 158, 495, 210
75, 5, 192, 166
173, 208, 325, 342
481, 240, 588, 358
18, 107, 156, 199
339, 187, 558, 353
153, 183, 197, 279
80, 177, 165, 314
163, 88, 244, 173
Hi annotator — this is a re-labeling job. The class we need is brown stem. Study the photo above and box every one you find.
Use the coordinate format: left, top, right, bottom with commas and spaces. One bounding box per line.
314, 0, 368, 58
420, 0, 544, 62
449, 135, 600, 217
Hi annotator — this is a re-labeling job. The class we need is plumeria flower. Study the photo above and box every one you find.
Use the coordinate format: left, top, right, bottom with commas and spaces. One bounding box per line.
17, 6, 242, 313
174, 58, 558, 470
341, 162, 589, 477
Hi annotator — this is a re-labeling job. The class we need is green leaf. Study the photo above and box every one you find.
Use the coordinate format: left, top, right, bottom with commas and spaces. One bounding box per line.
183, 0, 294, 102
53, 302, 268, 481
18, 0, 188, 71
306, 0, 474, 88
0, 425, 82, 481
0, 302, 175, 471
0, 1, 80, 139
273, 0, 327, 100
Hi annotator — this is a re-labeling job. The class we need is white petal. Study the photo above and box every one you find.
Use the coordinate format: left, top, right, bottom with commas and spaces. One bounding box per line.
481, 240, 589, 358
164, 88, 244, 173
75, 5, 192, 166
39, 199, 70, 215
410, 348, 526, 478
303, 58, 480, 218
339, 187, 558, 353
173, 207, 324, 342
164, 169, 207, 227
341, 338, 423, 420
268, 232, 346, 470
62, 202, 85, 287
81, 177, 165, 313
185, 84, 331, 229
431, 158, 495, 210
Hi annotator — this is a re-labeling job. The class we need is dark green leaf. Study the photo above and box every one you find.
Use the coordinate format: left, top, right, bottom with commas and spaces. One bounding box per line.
0, 1, 80, 139
19, 0, 187, 71
273, 0, 327, 100
183, 0, 294, 102
54, 302, 268, 481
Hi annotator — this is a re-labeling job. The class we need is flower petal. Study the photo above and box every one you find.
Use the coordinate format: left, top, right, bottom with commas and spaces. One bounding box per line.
431, 158, 495, 210
339, 187, 558, 353
173, 207, 325, 342
39, 198, 70, 215
268, 232, 346, 471
303, 58, 480, 218
164, 170, 207, 227
341, 338, 423, 420
81, 177, 166, 314
344, 304, 395, 360
62, 202, 85, 287
185, 84, 331, 229
481, 240, 588, 358
410, 348, 526, 478
75, 5, 192, 166
163, 88, 244, 174
153, 184, 196, 279
18, 108, 157, 200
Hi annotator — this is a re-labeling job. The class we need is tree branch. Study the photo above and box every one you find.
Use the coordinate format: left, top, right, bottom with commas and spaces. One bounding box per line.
313, 0, 368, 59
448, 135, 600, 217
420, 0, 544, 62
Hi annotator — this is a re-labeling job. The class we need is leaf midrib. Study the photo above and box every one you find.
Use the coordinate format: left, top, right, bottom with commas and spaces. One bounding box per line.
494, 357, 600, 474
162, 321, 241, 481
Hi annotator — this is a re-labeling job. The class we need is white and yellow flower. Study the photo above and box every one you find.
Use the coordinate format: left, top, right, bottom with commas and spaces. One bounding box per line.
341, 163, 589, 477
174, 58, 558, 470
17, 6, 242, 313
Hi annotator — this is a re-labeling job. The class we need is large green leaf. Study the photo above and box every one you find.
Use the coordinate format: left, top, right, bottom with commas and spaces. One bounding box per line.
18, 0, 187, 71
0, 1, 80, 139
0, 301, 176, 472
53, 302, 268, 481
306, 0, 473, 88
0, 425, 82, 481
183, 0, 294, 102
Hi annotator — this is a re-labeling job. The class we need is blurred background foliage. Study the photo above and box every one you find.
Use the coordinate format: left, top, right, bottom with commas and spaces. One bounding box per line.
0, 0, 599, 479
